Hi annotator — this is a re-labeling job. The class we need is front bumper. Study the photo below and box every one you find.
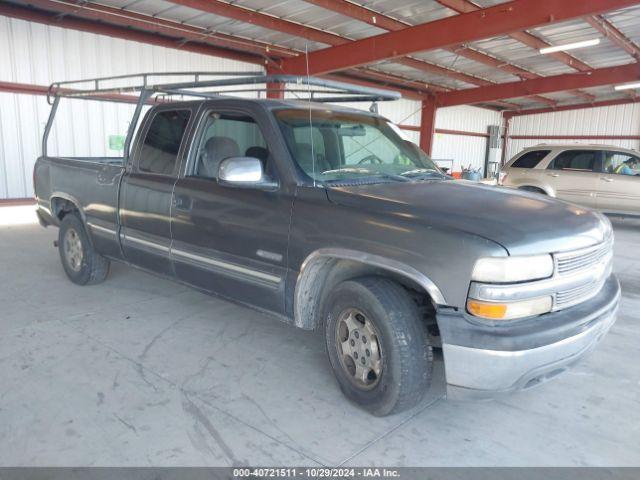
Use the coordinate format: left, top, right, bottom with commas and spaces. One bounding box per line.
438, 274, 620, 399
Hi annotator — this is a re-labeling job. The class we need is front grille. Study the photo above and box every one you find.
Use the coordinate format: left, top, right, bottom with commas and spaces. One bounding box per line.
555, 281, 602, 309
552, 238, 613, 310
555, 239, 613, 276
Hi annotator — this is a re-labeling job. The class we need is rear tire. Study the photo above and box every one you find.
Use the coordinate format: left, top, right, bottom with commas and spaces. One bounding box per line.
323, 277, 432, 416
58, 214, 110, 285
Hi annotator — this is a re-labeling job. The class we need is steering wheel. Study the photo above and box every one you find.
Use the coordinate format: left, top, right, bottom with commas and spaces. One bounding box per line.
357, 154, 383, 165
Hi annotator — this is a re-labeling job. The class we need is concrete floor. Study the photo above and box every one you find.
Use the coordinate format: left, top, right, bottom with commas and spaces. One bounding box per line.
0, 205, 638, 467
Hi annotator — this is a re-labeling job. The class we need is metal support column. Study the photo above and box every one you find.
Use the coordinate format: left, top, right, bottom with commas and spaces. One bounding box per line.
420, 96, 437, 156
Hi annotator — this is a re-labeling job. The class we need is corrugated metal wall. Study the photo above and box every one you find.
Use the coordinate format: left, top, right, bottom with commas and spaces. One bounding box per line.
433, 105, 502, 172
0, 16, 259, 199
506, 103, 640, 162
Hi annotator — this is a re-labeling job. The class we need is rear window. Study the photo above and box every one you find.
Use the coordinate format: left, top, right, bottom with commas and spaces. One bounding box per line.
138, 109, 191, 175
549, 150, 598, 172
511, 150, 550, 168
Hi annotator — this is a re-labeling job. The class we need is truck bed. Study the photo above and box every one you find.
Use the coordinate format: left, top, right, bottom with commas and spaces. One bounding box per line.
34, 155, 126, 260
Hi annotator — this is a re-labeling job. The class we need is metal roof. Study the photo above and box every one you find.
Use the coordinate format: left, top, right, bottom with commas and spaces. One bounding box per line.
5, 0, 640, 112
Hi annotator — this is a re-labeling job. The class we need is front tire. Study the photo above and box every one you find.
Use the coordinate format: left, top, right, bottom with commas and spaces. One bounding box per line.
58, 214, 110, 285
324, 277, 433, 416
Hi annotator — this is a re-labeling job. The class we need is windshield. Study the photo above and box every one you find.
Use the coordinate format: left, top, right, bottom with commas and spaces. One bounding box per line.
274, 108, 443, 183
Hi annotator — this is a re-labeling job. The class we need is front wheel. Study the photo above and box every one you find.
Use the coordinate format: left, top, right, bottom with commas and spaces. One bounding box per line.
58, 214, 110, 285
324, 277, 433, 416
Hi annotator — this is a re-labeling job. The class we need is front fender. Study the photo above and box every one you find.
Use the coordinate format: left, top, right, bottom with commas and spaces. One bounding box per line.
293, 248, 447, 329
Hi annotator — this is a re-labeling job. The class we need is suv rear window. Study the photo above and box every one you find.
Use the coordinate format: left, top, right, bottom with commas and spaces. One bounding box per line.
511, 150, 550, 168
549, 150, 598, 172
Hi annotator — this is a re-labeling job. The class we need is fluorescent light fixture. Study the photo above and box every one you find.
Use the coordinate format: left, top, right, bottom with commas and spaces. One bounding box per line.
539, 38, 601, 54
614, 82, 640, 91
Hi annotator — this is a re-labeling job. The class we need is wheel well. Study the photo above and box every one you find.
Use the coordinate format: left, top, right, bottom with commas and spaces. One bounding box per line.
294, 258, 439, 341
518, 186, 547, 195
51, 197, 81, 222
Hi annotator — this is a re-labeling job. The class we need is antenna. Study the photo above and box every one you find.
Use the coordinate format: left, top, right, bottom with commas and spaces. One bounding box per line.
305, 43, 317, 188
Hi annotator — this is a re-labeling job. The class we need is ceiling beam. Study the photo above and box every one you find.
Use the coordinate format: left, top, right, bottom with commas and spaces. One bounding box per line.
585, 15, 640, 60
303, 0, 557, 106
346, 69, 441, 94
325, 73, 428, 100
437, 63, 640, 107
305, 0, 536, 78
0, 1, 264, 65
281, 0, 636, 75
436, 0, 593, 72
167, 0, 494, 92
504, 96, 640, 118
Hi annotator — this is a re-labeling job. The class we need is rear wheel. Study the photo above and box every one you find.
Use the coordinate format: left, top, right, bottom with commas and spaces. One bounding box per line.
58, 214, 110, 285
324, 277, 432, 416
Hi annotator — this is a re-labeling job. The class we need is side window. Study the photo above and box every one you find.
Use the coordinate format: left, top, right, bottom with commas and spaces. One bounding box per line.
548, 150, 597, 172
511, 150, 550, 168
604, 151, 640, 175
138, 110, 191, 175
194, 113, 268, 179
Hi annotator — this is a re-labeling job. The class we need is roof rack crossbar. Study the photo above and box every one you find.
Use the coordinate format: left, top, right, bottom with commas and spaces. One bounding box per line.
47, 72, 401, 104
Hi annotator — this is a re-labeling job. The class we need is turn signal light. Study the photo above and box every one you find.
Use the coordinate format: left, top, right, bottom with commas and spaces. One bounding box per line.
467, 296, 553, 321
467, 300, 508, 319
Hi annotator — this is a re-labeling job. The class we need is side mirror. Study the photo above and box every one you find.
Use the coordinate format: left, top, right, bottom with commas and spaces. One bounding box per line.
217, 156, 278, 190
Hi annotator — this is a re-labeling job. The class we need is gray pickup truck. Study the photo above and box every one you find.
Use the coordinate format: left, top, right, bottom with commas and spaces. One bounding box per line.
34, 74, 620, 416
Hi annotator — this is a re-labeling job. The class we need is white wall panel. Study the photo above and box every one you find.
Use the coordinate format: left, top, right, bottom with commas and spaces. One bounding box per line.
506, 103, 640, 161
0, 16, 259, 199
436, 105, 503, 134
433, 106, 503, 173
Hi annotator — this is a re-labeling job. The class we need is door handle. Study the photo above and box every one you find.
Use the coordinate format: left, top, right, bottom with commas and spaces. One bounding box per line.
547, 173, 560, 177
600, 177, 614, 183
172, 194, 191, 211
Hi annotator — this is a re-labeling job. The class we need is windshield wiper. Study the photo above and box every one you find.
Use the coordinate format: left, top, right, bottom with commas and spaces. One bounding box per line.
320, 167, 370, 175
400, 168, 446, 179
321, 168, 412, 183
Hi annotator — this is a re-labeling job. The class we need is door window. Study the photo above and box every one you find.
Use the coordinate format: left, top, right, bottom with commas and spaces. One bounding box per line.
604, 151, 640, 175
194, 113, 269, 178
548, 150, 597, 172
138, 110, 191, 175
511, 150, 550, 168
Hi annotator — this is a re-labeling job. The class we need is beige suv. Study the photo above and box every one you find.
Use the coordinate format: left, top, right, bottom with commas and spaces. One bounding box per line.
501, 145, 640, 216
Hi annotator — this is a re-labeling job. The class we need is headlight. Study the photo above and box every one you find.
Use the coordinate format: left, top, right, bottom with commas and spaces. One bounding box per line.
467, 296, 553, 321
471, 254, 554, 283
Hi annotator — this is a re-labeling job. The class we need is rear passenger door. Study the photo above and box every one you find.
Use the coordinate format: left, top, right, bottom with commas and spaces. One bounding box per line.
597, 151, 640, 215
545, 150, 600, 208
170, 108, 292, 314
119, 107, 192, 276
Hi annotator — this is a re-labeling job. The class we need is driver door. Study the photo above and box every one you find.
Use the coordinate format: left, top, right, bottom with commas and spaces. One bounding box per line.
597, 151, 640, 215
170, 109, 293, 314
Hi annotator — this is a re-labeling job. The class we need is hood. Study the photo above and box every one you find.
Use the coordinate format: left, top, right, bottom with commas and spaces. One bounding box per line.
326, 180, 611, 255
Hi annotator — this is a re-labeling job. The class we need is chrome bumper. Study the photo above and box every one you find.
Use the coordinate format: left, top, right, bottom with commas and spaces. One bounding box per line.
441, 276, 620, 399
